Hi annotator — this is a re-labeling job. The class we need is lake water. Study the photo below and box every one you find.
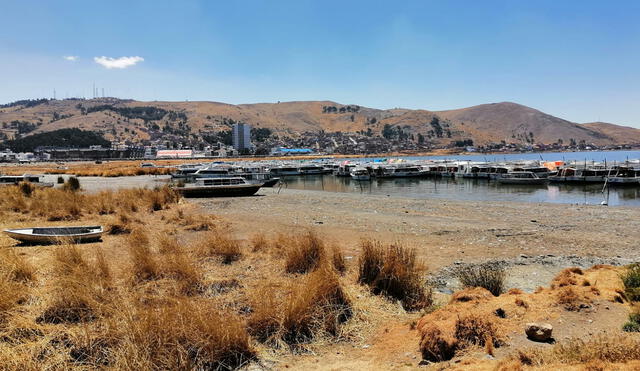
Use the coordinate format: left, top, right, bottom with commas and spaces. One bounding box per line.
282, 150, 640, 207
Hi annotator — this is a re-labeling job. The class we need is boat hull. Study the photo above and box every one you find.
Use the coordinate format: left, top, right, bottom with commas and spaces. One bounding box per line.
497, 179, 547, 185
4, 226, 103, 244
176, 184, 261, 197
261, 178, 280, 187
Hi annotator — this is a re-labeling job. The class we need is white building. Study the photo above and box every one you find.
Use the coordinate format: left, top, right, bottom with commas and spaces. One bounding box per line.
232, 123, 251, 152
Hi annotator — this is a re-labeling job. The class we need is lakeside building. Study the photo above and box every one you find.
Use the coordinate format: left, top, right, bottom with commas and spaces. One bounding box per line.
34, 146, 144, 160
271, 147, 314, 156
156, 149, 194, 159
232, 123, 251, 152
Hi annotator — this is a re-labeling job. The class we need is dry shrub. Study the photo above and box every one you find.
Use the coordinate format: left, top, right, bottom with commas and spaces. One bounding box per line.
0, 250, 36, 283
357, 239, 384, 285
454, 262, 506, 296
420, 324, 458, 362
62, 176, 81, 192
420, 314, 502, 362
247, 284, 284, 343
145, 186, 179, 212
250, 233, 270, 252
157, 234, 181, 254
114, 299, 255, 370
556, 286, 590, 311
450, 287, 494, 303
454, 314, 502, 349
284, 231, 324, 274
622, 263, 640, 302
513, 334, 640, 366
18, 181, 34, 197
160, 245, 203, 295
247, 266, 352, 346
200, 231, 242, 264
552, 267, 583, 288
38, 245, 112, 324
0, 275, 27, 324
94, 190, 116, 215
107, 213, 134, 235
623, 311, 640, 332
128, 229, 160, 283
330, 245, 346, 274
170, 210, 218, 231
357, 240, 431, 311
514, 298, 529, 308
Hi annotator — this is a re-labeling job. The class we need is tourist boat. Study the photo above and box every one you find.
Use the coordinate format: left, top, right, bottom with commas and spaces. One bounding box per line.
192, 167, 232, 178
240, 172, 280, 187
513, 165, 551, 178
350, 167, 371, 181
436, 164, 458, 178
171, 164, 205, 179
462, 164, 491, 179
298, 164, 326, 175
175, 177, 261, 197
270, 164, 302, 176
191, 166, 279, 187
335, 163, 357, 177
548, 167, 609, 183
3, 226, 104, 244
488, 165, 511, 180
606, 166, 640, 186
0, 174, 53, 187
374, 164, 427, 178
496, 171, 547, 185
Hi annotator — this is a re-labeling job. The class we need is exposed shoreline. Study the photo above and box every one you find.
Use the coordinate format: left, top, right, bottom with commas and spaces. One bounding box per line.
194, 187, 640, 269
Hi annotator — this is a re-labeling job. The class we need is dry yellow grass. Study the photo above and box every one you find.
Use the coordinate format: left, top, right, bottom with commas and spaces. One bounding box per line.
1, 184, 638, 370
357, 239, 431, 311
0, 184, 179, 222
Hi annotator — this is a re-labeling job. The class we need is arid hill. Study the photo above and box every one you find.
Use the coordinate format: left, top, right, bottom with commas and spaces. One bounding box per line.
1, 98, 638, 146
582, 121, 640, 144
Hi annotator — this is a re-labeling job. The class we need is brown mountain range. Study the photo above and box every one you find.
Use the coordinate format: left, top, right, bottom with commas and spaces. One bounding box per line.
1, 98, 638, 146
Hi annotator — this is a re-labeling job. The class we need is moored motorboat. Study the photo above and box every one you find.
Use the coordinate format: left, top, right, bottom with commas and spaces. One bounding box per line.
497, 171, 547, 185
3, 226, 104, 244
606, 166, 640, 187
350, 167, 371, 181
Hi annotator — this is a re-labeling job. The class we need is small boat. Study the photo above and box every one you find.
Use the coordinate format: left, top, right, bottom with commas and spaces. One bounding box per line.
497, 171, 547, 185
4, 226, 104, 244
606, 166, 640, 187
175, 177, 261, 197
350, 167, 371, 181
0, 174, 54, 187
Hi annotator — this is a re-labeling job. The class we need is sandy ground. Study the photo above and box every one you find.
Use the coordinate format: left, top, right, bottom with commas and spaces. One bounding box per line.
71, 175, 640, 289
195, 187, 640, 267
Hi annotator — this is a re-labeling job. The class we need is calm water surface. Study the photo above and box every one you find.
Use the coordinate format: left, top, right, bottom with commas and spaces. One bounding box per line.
282, 150, 640, 207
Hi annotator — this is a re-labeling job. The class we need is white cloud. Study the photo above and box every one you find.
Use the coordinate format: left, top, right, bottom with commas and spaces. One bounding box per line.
94, 56, 144, 69
63, 55, 78, 61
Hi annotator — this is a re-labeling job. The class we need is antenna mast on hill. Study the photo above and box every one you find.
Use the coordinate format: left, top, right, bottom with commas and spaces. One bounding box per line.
53, 89, 56, 100
102, 88, 105, 98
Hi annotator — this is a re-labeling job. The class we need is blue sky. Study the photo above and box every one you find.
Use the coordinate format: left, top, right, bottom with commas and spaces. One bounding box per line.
1, 0, 639, 126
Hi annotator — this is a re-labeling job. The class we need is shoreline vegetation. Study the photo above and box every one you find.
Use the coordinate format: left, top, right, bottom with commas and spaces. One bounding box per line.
1, 184, 640, 369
